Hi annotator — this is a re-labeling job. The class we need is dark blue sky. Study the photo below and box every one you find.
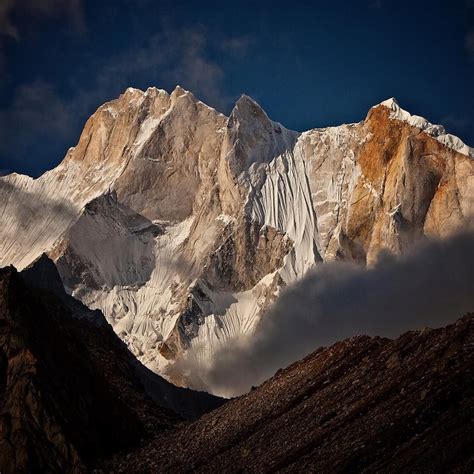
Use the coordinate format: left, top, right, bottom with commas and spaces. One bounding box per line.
1, 0, 473, 177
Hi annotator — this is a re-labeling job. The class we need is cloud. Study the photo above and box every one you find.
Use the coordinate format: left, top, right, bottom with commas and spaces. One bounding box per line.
0, 0, 85, 40
176, 230, 474, 397
147, 27, 230, 111
166, 35, 227, 110
0, 43, 6, 78
1, 25, 254, 175
0, 0, 18, 39
369, 0, 384, 9
0, 0, 85, 77
466, 29, 474, 60
89, 26, 235, 112
0, 80, 77, 157
220, 35, 255, 57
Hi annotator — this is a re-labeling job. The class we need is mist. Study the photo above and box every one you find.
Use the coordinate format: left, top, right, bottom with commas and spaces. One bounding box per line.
178, 231, 474, 397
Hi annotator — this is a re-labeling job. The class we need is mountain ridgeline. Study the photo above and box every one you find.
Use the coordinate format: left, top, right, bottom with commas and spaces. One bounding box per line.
0, 86, 473, 472
0, 87, 473, 393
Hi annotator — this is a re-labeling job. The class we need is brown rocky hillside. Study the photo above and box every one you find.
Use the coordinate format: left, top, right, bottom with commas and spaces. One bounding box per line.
100, 313, 474, 473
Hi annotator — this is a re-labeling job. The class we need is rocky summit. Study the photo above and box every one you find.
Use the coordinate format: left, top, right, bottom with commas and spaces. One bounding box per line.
0, 87, 473, 391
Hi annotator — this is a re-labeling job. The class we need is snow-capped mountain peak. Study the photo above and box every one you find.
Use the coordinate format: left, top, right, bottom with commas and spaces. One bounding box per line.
375, 97, 474, 158
0, 86, 473, 394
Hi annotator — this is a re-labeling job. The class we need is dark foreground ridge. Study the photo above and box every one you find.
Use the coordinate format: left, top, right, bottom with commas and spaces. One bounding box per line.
20, 254, 224, 421
1, 258, 473, 473
0, 260, 223, 473
100, 314, 474, 473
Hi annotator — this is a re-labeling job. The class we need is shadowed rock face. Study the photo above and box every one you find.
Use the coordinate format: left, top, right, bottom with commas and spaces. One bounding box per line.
0, 259, 224, 473
0, 266, 146, 473
0, 87, 472, 389
99, 314, 474, 473
204, 219, 293, 291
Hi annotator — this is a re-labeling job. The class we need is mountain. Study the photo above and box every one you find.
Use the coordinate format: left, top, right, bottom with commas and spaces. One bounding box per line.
99, 313, 474, 473
20, 254, 224, 419
0, 258, 223, 473
3, 257, 472, 472
0, 86, 473, 391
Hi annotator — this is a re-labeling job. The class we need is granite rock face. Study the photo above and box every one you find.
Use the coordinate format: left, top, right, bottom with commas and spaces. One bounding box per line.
0, 88, 472, 390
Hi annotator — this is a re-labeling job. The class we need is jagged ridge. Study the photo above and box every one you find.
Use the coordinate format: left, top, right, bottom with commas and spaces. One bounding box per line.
0, 86, 473, 393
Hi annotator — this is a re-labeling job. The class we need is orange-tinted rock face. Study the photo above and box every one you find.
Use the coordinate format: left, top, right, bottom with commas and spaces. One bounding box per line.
303, 105, 473, 265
